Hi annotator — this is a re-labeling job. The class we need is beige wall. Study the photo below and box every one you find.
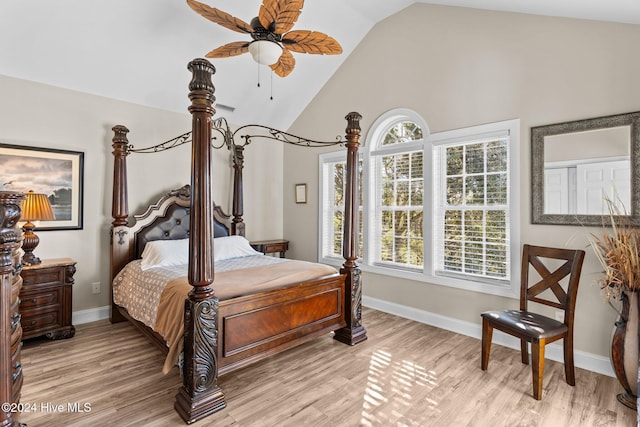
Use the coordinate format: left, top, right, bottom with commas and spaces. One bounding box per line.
0, 74, 282, 313
284, 4, 640, 358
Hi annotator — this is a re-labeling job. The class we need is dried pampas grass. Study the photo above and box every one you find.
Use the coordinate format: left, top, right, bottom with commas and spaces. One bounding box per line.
588, 197, 640, 301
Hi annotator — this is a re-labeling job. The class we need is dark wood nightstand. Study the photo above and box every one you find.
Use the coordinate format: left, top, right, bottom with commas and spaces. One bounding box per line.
250, 239, 289, 258
20, 258, 76, 340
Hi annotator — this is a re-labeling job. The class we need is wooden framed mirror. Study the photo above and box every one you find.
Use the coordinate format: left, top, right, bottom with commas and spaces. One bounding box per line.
531, 111, 640, 226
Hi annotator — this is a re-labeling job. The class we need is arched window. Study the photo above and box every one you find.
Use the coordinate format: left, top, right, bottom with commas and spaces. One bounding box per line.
366, 110, 427, 270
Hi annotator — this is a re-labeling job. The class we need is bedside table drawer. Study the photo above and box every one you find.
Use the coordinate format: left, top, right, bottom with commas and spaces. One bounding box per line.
22, 267, 64, 287
21, 311, 60, 333
20, 287, 61, 310
264, 243, 286, 253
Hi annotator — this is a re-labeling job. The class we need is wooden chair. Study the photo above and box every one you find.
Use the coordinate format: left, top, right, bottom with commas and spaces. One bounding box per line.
480, 244, 585, 399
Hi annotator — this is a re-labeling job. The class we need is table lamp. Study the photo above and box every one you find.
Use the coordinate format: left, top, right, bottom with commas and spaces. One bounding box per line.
21, 190, 55, 265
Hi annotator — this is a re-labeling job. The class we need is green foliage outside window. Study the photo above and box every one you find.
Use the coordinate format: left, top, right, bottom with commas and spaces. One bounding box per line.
383, 121, 423, 146
379, 150, 424, 267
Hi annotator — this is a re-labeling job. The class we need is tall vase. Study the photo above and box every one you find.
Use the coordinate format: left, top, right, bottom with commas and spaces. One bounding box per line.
611, 289, 638, 410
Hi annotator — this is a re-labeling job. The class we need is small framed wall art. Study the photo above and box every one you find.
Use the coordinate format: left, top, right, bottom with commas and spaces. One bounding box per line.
295, 183, 307, 204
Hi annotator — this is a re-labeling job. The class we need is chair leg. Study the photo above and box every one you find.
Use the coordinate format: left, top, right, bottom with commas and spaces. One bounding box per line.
563, 335, 576, 386
520, 340, 529, 365
481, 317, 493, 371
531, 338, 546, 400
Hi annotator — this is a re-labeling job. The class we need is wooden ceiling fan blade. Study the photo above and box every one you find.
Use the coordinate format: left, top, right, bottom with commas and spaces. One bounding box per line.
205, 41, 250, 58
259, 0, 304, 34
187, 0, 253, 34
282, 30, 342, 55
270, 48, 295, 77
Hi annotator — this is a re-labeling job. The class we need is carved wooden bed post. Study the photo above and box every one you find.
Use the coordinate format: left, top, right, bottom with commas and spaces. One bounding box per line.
231, 144, 245, 236
174, 58, 226, 423
334, 112, 368, 345
110, 125, 130, 323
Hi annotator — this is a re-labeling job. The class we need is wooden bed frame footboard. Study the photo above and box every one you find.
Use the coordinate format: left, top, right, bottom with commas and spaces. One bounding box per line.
110, 269, 347, 378
109, 58, 366, 424
217, 273, 346, 375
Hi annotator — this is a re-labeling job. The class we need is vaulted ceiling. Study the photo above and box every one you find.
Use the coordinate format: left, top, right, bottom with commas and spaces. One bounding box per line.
1, 1, 639, 130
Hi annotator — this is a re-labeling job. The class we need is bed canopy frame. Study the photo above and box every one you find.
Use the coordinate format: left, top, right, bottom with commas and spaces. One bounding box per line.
109, 58, 366, 423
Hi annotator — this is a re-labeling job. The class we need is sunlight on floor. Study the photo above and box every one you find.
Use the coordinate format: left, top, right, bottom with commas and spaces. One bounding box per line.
360, 349, 440, 426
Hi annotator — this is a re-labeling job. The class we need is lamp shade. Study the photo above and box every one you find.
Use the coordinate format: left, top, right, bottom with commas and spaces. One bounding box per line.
248, 40, 282, 66
21, 190, 55, 222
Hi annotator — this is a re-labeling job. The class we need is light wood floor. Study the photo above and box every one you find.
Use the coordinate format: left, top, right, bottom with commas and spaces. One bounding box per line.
17, 308, 635, 426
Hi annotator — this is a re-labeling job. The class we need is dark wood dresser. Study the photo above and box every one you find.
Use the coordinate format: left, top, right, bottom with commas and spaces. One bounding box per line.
0, 191, 26, 427
20, 258, 76, 340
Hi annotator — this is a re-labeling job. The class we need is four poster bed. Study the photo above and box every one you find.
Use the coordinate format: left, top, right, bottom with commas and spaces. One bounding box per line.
108, 58, 366, 424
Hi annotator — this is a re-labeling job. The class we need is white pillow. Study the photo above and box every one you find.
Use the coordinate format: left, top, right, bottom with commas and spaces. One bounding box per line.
214, 235, 260, 261
140, 239, 189, 271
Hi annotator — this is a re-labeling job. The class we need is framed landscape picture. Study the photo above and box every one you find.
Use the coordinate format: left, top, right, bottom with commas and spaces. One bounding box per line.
0, 143, 84, 230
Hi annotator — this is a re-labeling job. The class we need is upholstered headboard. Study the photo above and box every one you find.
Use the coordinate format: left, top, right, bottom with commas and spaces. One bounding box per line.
134, 203, 230, 259
113, 185, 234, 263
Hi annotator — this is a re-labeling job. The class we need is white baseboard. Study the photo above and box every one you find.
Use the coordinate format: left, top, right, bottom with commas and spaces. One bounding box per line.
362, 295, 614, 378
72, 306, 110, 325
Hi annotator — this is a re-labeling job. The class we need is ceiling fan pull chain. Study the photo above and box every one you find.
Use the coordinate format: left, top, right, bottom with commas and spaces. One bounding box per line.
270, 71, 274, 101
257, 61, 261, 88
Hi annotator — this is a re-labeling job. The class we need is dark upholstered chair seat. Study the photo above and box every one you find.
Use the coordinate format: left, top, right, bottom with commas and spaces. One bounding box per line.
481, 310, 568, 339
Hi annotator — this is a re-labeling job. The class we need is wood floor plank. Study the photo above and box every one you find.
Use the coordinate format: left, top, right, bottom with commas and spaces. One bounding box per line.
16, 308, 635, 426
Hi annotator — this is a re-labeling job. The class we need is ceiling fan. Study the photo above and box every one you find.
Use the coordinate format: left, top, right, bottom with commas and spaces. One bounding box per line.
186, 0, 342, 77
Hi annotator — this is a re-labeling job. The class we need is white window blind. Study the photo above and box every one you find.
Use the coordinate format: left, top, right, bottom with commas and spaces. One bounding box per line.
433, 134, 511, 283
320, 157, 346, 259
372, 149, 424, 269
319, 153, 362, 261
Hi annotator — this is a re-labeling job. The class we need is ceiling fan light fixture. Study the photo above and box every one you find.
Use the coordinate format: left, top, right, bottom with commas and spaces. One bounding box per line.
248, 40, 282, 66
188, 0, 342, 77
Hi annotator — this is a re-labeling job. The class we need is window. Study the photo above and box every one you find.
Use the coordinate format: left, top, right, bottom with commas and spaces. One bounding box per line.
433, 134, 511, 283
370, 115, 425, 270
319, 109, 520, 297
318, 153, 362, 260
